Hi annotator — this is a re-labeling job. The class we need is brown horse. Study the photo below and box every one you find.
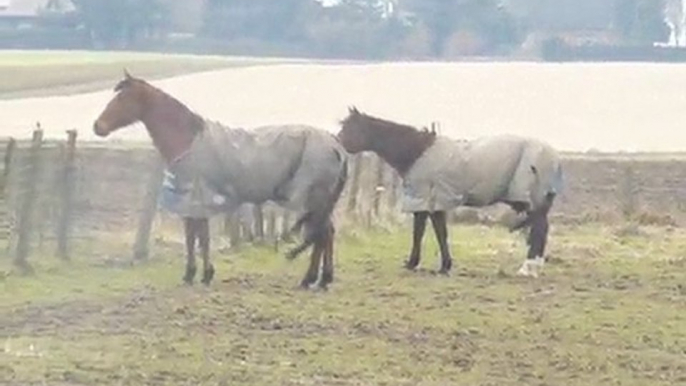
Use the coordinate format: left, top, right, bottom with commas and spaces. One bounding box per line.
93, 72, 347, 288
337, 107, 562, 277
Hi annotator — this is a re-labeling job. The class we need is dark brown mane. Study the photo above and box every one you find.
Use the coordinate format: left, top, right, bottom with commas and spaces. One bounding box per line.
120, 77, 205, 135
346, 110, 437, 175
113, 78, 132, 92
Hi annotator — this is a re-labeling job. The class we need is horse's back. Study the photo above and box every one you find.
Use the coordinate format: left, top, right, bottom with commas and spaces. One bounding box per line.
252, 125, 346, 211
467, 134, 561, 209
214, 123, 345, 210
401, 134, 560, 212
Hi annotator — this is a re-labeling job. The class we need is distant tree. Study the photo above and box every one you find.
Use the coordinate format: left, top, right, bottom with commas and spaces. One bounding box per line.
306, 0, 410, 58
613, 0, 670, 44
164, 0, 204, 34
73, 0, 168, 48
400, 0, 522, 56
663, 0, 685, 46
202, 0, 320, 43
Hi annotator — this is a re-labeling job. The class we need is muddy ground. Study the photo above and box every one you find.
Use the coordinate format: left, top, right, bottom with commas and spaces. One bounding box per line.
1, 224, 684, 386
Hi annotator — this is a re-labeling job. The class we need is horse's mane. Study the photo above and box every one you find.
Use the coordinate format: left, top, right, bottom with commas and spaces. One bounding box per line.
343, 109, 437, 175
115, 77, 205, 134
346, 110, 437, 140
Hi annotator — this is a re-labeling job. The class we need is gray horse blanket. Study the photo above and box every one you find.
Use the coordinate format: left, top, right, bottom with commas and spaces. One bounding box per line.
159, 121, 346, 218
402, 135, 562, 213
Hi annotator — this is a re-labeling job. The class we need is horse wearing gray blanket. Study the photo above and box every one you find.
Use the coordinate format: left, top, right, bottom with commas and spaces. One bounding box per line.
337, 107, 562, 277
162, 123, 348, 288
94, 73, 347, 289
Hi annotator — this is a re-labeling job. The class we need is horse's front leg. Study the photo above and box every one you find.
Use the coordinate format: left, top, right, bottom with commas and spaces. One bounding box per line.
429, 211, 453, 274
406, 211, 429, 270
198, 217, 214, 285
183, 217, 198, 285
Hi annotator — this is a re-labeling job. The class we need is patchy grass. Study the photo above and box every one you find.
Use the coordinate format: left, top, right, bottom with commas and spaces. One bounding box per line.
1, 224, 685, 385
0, 50, 293, 99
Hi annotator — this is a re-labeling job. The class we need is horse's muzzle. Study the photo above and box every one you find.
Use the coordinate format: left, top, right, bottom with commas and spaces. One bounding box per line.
93, 121, 109, 137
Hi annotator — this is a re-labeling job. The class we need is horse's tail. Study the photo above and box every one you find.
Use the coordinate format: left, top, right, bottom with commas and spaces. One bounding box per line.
510, 161, 562, 232
328, 151, 349, 217
285, 150, 348, 259
510, 192, 556, 232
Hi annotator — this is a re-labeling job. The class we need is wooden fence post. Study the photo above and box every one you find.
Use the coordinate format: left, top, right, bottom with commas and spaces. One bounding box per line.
132, 154, 165, 261
253, 204, 265, 242
224, 212, 242, 249
346, 154, 363, 216
281, 210, 293, 242
14, 129, 43, 274
1, 138, 16, 251
1, 138, 15, 190
388, 169, 401, 214
265, 206, 277, 241
56, 130, 77, 260
431, 121, 440, 134
620, 162, 637, 221
372, 155, 386, 219
240, 204, 254, 243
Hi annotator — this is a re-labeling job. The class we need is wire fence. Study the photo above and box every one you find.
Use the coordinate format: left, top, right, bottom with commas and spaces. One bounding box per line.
4, 128, 686, 272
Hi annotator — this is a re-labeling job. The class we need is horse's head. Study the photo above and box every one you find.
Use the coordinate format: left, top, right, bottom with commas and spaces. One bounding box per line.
93, 70, 148, 137
337, 106, 371, 153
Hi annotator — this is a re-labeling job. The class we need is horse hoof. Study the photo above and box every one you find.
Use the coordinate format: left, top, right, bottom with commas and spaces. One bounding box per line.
299, 273, 319, 289
318, 278, 332, 291
320, 272, 333, 285
299, 281, 312, 290
440, 259, 452, 275
201, 268, 215, 286
516, 267, 538, 278
183, 266, 197, 285
404, 261, 419, 271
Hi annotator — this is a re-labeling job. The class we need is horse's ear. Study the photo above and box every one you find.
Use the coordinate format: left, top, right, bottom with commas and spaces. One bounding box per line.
115, 69, 134, 92
352, 106, 359, 114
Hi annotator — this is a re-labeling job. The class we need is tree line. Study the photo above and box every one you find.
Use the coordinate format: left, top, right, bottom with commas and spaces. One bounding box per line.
25, 0, 676, 58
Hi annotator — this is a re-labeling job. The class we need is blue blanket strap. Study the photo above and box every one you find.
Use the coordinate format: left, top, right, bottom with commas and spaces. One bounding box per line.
159, 170, 185, 213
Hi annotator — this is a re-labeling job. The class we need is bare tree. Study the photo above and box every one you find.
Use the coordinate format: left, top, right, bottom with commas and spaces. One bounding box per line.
664, 0, 685, 46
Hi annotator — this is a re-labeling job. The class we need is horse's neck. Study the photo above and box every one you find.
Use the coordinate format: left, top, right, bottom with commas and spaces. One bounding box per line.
367, 122, 433, 175
142, 94, 202, 163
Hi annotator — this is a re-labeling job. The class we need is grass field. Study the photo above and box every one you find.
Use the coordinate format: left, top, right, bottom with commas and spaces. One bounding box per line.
0, 50, 294, 99
1, 223, 684, 386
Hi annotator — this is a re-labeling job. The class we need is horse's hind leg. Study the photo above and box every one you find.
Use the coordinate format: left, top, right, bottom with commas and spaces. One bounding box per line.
183, 217, 198, 285
198, 218, 214, 285
528, 213, 549, 260
517, 212, 549, 278
301, 235, 326, 289
406, 211, 429, 270
518, 194, 554, 277
319, 222, 335, 289
429, 211, 453, 274
286, 178, 330, 261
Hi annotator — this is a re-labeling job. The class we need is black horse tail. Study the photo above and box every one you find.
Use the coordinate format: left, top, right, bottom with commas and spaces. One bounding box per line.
510, 191, 556, 233
285, 151, 348, 259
